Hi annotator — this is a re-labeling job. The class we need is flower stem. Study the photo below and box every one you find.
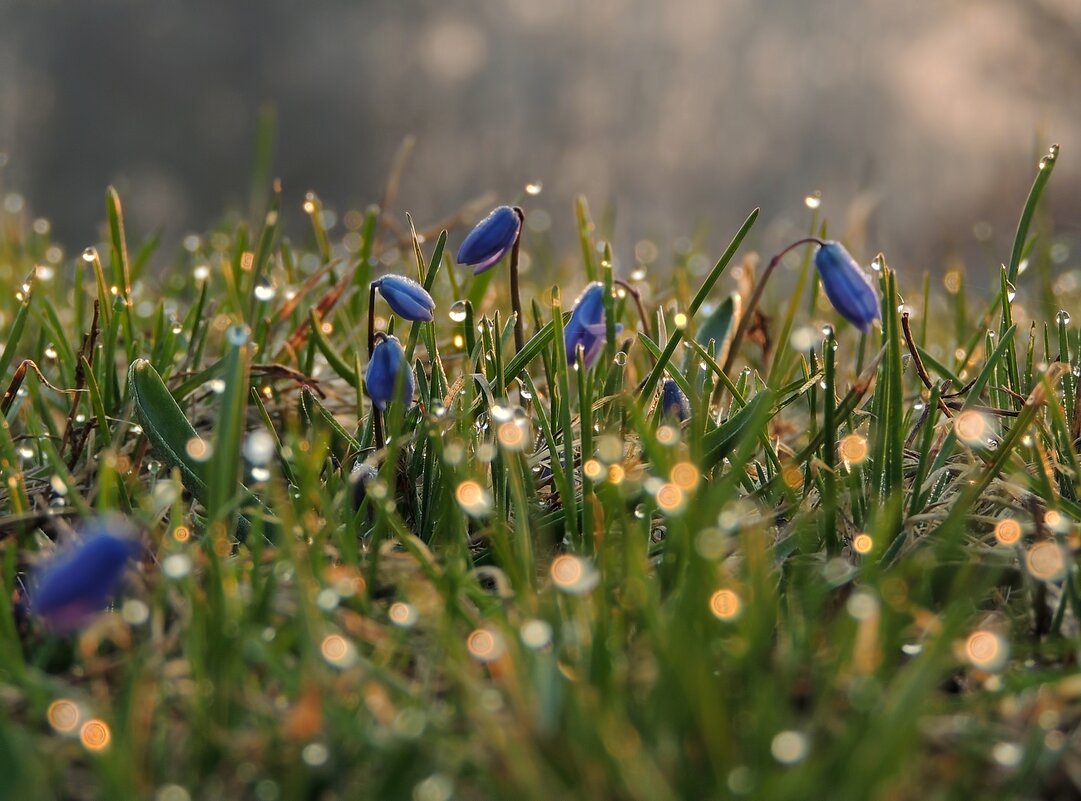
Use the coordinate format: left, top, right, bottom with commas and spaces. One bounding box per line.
367, 285, 385, 449
509, 207, 526, 353
613, 279, 651, 339
723, 237, 825, 375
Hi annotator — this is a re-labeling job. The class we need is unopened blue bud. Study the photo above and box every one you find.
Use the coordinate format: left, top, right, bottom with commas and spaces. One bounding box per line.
456, 206, 522, 275
813, 242, 881, 333
365, 335, 414, 411
661, 379, 691, 422
564, 282, 622, 368
32, 518, 141, 632
375, 274, 435, 322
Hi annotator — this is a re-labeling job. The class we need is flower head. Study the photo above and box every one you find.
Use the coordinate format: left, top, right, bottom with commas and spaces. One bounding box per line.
813, 241, 881, 333
365, 335, 414, 411
374, 274, 435, 322
564, 282, 622, 368
661, 379, 691, 422
32, 518, 141, 632
456, 206, 522, 275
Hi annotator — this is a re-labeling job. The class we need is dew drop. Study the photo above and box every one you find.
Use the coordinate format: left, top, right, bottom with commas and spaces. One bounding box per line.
448, 300, 468, 323
254, 282, 276, 302
804, 191, 822, 209
226, 325, 250, 347
525, 181, 543, 196
81, 248, 97, 264
1057, 310, 1071, 325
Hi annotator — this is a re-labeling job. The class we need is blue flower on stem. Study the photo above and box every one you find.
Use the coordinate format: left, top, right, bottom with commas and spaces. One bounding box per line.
813, 241, 881, 333
564, 282, 622, 368
661, 378, 691, 422
457, 205, 527, 353
373, 274, 435, 322
32, 518, 141, 632
365, 334, 414, 412
725, 236, 882, 373
456, 206, 522, 274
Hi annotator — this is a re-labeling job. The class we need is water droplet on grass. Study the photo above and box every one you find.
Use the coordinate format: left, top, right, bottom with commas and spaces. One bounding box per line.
226, 325, 249, 347
448, 300, 468, 322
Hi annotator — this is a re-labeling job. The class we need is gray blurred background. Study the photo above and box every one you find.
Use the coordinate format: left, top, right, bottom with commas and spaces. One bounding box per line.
1, 0, 1080, 272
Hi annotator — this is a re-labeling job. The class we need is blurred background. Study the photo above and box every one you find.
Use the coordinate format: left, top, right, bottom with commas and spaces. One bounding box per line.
1, 0, 1080, 274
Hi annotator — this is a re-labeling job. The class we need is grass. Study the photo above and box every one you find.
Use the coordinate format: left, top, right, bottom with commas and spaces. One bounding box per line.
1, 142, 1080, 800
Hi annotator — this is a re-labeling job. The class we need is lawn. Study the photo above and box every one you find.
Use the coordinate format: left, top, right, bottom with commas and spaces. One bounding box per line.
1, 143, 1079, 800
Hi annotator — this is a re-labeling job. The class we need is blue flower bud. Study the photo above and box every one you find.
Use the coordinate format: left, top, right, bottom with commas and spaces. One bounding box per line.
365, 335, 414, 411
456, 205, 522, 275
564, 282, 623, 368
32, 518, 141, 632
374, 274, 435, 322
813, 242, 881, 333
661, 378, 691, 422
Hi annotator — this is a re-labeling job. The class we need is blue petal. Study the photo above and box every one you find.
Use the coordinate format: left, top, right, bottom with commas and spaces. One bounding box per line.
376, 274, 435, 322
365, 336, 413, 411
661, 379, 691, 421
456, 206, 522, 273
33, 524, 139, 628
565, 283, 608, 366
814, 242, 881, 333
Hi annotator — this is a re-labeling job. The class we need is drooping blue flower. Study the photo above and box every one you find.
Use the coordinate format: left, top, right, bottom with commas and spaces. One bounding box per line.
365, 335, 414, 411
32, 519, 141, 632
661, 379, 691, 422
456, 206, 522, 275
564, 282, 622, 368
375, 274, 435, 322
813, 242, 881, 333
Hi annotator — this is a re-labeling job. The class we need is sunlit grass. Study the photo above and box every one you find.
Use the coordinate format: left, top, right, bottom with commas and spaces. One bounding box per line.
1, 143, 1080, 800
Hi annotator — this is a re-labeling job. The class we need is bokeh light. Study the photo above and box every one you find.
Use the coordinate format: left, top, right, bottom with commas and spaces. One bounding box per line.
79, 719, 111, 751
709, 589, 742, 621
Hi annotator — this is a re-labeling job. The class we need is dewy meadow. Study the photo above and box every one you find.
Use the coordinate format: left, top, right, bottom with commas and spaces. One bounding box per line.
1, 142, 1080, 800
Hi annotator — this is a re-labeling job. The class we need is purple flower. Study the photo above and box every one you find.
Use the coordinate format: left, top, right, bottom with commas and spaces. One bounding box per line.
661, 379, 691, 422
564, 282, 622, 368
365, 335, 414, 411
456, 206, 522, 275
32, 519, 141, 632
374, 274, 435, 322
813, 242, 881, 333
